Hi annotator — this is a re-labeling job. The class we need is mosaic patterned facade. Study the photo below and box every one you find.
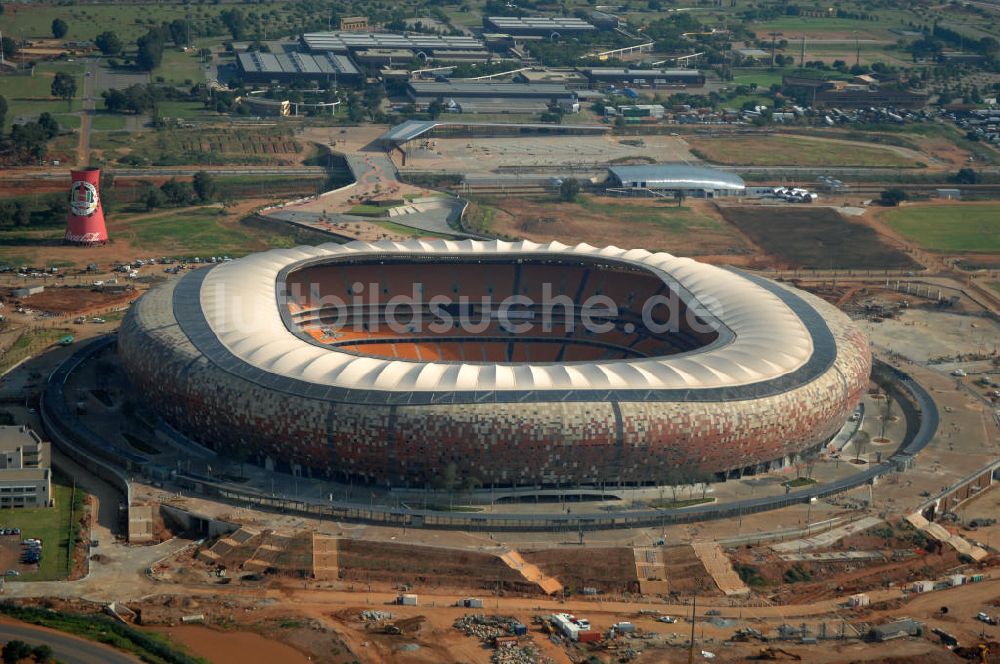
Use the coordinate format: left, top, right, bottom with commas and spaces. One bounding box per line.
118, 267, 871, 488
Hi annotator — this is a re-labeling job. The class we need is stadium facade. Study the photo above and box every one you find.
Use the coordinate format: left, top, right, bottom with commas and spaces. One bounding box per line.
119, 240, 870, 488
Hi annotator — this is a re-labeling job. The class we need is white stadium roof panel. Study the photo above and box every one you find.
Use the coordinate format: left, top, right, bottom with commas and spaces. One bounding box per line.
199, 240, 813, 392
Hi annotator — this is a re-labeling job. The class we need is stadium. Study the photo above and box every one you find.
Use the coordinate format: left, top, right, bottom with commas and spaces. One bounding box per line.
118, 240, 871, 489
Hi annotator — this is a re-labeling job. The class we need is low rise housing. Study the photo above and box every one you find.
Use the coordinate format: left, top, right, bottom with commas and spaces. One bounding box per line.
0, 426, 52, 508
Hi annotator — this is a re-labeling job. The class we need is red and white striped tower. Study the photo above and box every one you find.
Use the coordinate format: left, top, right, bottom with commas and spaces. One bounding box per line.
65, 167, 108, 245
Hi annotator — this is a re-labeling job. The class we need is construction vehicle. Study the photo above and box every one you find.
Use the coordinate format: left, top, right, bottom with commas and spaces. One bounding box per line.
380, 623, 402, 635
954, 642, 992, 663
753, 647, 803, 661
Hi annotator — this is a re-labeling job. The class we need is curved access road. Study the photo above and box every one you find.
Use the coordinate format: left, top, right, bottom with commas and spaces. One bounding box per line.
0, 620, 142, 664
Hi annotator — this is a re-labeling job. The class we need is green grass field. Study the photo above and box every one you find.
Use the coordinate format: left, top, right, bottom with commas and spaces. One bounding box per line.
0, 2, 312, 43
156, 48, 206, 87
54, 111, 127, 131
53, 113, 81, 129
689, 134, 916, 168
156, 101, 216, 121
883, 204, 1000, 253
372, 220, 454, 238
754, 16, 895, 36
91, 113, 128, 130
112, 206, 296, 255
0, 472, 85, 581
1, 64, 84, 130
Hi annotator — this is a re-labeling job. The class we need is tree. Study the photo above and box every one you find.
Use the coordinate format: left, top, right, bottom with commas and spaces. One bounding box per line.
136, 28, 166, 71
853, 430, 870, 463
192, 171, 216, 202
427, 99, 445, 119
2, 640, 31, 664
51, 18, 69, 39
169, 19, 190, 47
160, 178, 195, 205
37, 112, 59, 139
31, 644, 53, 664
0, 96, 7, 135
142, 186, 164, 211
955, 167, 978, 185
51, 71, 77, 110
95, 31, 122, 56
559, 177, 581, 202
880, 188, 909, 206
1, 36, 19, 61
674, 190, 686, 208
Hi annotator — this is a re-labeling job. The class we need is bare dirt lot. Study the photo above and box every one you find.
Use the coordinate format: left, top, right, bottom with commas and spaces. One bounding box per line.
402, 133, 694, 172
14, 286, 137, 315
470, 196, 758, 262
718, 206, 919, 269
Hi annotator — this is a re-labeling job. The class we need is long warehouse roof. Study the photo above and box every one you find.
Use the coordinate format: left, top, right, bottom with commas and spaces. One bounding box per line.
609, 164, 746, 191
302, 31, 485, 52
238, 51, 359, 76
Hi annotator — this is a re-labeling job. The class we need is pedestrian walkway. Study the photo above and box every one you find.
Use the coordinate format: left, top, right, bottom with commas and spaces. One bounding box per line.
691, 541, 749, 596
498, 548, 563, 595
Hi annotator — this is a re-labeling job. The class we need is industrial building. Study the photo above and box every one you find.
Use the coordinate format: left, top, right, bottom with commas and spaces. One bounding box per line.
483, 16, 596, 37
814, 87, 928, 109
513, 69, 590, 89
584, 68, 705, 89
0, 426, 52, 508
120, 239, 869, 488
338, 16, 368, 32
300, 31, 488, 61
607, 163, 746, 197
236, 51, 361, 85
405, 80, 576, 113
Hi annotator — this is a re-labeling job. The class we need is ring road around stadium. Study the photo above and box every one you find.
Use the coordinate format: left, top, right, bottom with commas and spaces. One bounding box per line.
119, 240, 871, 489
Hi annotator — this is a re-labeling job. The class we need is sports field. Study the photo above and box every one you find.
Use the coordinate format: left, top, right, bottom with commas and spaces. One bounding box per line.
882, 204, 1000, 253
689, 135, 918, 168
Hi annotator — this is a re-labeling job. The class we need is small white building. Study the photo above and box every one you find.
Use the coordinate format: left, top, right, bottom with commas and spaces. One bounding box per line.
848, 593, 870, 608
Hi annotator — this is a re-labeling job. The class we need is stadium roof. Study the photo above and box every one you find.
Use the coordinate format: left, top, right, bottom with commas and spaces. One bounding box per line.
302, 31, 485, 53
609, 164, 746, 191
237, 51, 359, 76
188, 240, 817, 394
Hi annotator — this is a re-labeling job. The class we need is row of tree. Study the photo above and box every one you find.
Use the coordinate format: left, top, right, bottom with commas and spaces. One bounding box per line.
0, 108, 60, 166
140, 172, 217, 211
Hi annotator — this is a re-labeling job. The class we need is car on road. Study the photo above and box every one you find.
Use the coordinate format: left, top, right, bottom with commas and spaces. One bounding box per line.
656, 616, 678, 623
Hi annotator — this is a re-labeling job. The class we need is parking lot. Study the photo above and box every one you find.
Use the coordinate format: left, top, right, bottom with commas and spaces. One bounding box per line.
0, 528, 41, 579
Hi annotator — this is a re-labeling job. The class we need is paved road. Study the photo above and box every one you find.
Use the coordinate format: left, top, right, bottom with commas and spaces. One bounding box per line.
0, 621, 142, 664
77, 59, 98, 164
